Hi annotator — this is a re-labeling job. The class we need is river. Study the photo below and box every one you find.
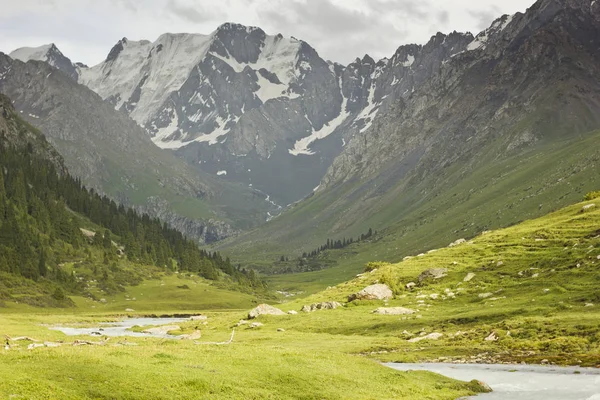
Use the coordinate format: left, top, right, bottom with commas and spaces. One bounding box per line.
386, 363, 600, 399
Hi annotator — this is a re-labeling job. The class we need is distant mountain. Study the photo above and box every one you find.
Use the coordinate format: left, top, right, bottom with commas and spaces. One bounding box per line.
0, 54, 277, 243
15, 24, 471, 206
10, 43, 79, 80
220, 0, 600, 264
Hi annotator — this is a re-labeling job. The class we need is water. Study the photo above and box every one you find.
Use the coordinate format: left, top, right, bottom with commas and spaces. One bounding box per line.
50, 317, 189, 339
386, 363, 600, 399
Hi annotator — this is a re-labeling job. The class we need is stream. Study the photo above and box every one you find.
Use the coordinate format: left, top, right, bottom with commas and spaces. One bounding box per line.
386, 363, 600, 399
50, 317, 189, 339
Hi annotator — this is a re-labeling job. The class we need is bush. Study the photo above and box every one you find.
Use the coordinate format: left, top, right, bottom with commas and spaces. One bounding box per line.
584, 191, 600, 201
364, 261, 389, 272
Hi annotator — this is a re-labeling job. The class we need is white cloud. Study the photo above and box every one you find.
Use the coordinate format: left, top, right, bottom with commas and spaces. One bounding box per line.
0, 0, 533, 66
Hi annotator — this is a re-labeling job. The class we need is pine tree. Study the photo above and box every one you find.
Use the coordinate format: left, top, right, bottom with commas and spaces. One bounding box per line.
38, 249, 47, 277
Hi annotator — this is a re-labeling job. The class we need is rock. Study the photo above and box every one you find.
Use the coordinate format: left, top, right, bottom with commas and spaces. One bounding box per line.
429, 294, 439, 300
532, 273, 539, 278
408, 333, 443, 343
99, 298, 107, 303
497, 261, 504, 266
190, 315, 208, 321
143, 325, 180, 335
542, 289, 550, 293
418, 268, 448, 282
582, 204, 596, 212
463, 273, 476, 282
373, 307, 415, 315
585, 303, 594, 307
277, 328, 285, 332
348, 284, 393, 301
406, 282, 416, 290
484, 332, 499, 341
235, 320, 248, 327
125, 308, 135, 312
249, 322, 264, 328
403, 256, 413, 261
469, 380, 493, 393
301, 301, 343, 312
180, 330, 202, 340
449, 238, 466, 247
287, 310, 298, 315
248, 304, 286, 319
478, 293, 493, 299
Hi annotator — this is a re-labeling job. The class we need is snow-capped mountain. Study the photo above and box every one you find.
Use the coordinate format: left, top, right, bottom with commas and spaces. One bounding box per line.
10, 43, 80, 80
58, 23, 474, 205
8, 23, 477, 206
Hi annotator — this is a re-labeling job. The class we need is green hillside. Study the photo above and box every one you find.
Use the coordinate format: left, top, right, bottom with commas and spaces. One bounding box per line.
220, 129, 600, 291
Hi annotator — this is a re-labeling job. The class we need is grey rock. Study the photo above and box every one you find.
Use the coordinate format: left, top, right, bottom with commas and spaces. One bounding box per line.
373, 307, 415, 315
348, 284, 393, 301
248, 304, 286, 319
418, 268, 448, 282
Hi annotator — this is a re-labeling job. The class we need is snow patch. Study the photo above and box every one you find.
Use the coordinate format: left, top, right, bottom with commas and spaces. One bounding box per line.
10, 44, 54, 63
402, 55, 415, 67
289, 83, 349, 156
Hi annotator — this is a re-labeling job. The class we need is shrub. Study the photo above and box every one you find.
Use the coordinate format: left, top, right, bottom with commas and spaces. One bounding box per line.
584, 191, 600, 201
364, 261, 389, 272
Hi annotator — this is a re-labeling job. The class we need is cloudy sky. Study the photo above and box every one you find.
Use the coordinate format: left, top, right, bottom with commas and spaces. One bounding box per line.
1, 0, 534, 66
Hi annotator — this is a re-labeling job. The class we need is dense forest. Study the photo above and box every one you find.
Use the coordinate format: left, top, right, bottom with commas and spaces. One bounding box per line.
0, 97, 264, 306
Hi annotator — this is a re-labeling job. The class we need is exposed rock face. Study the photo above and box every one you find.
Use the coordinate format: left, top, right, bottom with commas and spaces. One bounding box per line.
418, 269, 449, 282
373, 307, 415, 315
348, 284, 393, 301
247, 304, 286, 319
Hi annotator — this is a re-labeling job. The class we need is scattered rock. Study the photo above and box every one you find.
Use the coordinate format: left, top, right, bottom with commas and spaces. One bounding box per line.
478, 293, 493, 299
277, 328, 285, 332
429, 294, 439, 300
408, 333, 443, 343
249, 322, 264, 329
180, 330, 202, 340
464, 273, 476, 282
484, 332, 499, 342
142, 325, 180, 335
287, 310, 298, 315
248, 304, 286, 319
449, 238, 466, 247
190, 315, 208, 321
301, 301, 343, 312
348, 284, 393, 301
406, 282, 416, 290
582, 204, 596, 212
418, 268, 448, 282
373, 307, 415, 315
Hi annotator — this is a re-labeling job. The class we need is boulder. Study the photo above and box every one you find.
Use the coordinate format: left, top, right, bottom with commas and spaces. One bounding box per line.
190, 315, 207, 321
478, 293, 493, 299
248, 304, 286, 319
277, 328, 285, 332
406, 282, 416, 290
582, 204, 596, 212
125, 308, 135, 312
408, 332, 443, 343
348, 284, 393, 301
463, 273, 476, 282
449, 238, 466, 247
301, 301, 343, 312
249, 322, 264, 328
287, 310, 298, 315
373, 307, 415, 315
484, 332, 499, 342
418, 268, 448, 282
469, 380, 493, 393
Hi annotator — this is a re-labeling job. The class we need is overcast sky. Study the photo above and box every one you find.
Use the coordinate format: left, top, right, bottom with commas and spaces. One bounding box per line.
1, 0, 534, 66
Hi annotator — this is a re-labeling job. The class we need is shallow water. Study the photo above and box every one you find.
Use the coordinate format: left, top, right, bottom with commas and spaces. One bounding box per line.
386, 363, 600, 400
50, 317, 189, 339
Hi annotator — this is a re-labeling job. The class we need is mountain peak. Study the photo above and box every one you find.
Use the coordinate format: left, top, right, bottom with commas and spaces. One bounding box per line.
9, 43, 78, 80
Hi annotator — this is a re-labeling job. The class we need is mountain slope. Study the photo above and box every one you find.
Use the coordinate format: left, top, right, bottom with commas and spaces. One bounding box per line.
0, 54, 277, 242
0, 92, 265, 307
220, 0, 600, 268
